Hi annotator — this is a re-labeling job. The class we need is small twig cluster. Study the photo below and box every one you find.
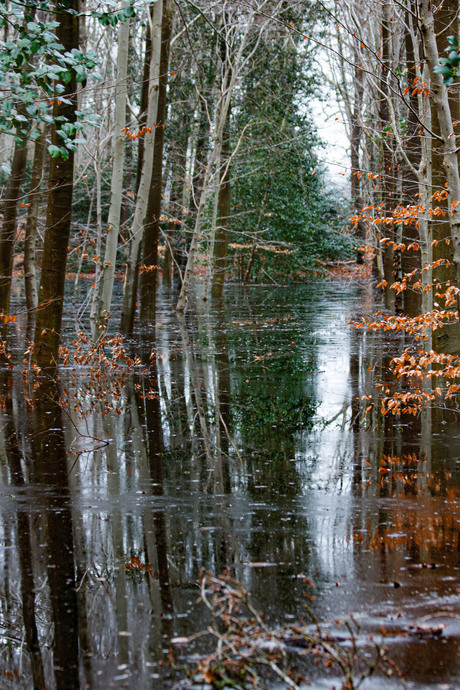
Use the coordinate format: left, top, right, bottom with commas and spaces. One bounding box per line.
172, 572, 403, 690
58, 331, 147, 418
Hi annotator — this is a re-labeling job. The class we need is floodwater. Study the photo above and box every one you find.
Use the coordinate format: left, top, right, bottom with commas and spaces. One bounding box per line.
1, 281, 460, 689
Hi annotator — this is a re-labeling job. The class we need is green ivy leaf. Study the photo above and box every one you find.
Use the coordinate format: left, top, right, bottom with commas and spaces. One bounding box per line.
434, 65, 453, 76
48, 144, 61, 157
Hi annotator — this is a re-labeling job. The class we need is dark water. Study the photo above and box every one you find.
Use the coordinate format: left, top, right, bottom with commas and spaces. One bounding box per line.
1, 282, 460, 689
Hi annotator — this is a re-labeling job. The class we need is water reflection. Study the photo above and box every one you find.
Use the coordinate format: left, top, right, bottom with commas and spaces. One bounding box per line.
1, 375, 79, 688
0, 284, 459, 687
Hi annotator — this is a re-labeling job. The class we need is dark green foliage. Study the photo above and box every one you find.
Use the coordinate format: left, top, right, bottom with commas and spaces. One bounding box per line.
0, 0, 101, 155
92, 4, 135, 27
434, 33, 460, 85
226, 22, 351, 282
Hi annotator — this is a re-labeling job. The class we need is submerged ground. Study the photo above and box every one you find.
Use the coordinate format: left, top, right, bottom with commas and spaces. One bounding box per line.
0, 281, 459, 688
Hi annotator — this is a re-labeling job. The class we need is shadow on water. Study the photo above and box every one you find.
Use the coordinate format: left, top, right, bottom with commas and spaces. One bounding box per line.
0, 282, 460, 687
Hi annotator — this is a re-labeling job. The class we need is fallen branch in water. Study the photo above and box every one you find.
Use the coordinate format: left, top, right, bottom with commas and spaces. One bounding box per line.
170, 571, 405, 690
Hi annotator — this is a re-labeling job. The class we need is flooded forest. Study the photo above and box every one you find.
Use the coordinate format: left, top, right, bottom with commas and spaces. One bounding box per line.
1, 0, 460, 688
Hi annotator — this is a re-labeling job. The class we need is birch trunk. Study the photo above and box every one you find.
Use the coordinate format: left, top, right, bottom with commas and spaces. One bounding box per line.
211, 99, 231, 299
94, 11, 130, 338
350, 44, 365, 264
419, 0, 460, 272
90, 131, 103, 328
24, 123, 46, 338
0, 137, 28, 321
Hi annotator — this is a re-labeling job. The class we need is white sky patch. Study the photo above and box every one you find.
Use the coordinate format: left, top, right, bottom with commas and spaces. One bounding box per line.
312, 94, 349, 190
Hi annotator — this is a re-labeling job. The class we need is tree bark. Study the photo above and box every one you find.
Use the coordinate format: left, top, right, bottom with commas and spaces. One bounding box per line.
350, 44, 365, 264
176, 14, 256, 311
140, 0, 174, 322
32, 0, 79, 367
0, 3, 38, 325
419, 0, 460, 352
136, 8, 152, 195
94, 11, 130, 338
401, 5, 422, 316
211, 108, 231, 299
24, 123, 46, 338
120, 0, 162, 333
0, 137, 28, 321
379, 5, 396, 312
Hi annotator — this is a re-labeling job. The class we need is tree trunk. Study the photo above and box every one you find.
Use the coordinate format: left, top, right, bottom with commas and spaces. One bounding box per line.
120, 0, 162, 333
136, 8, 152, 195
175, 105, 209, 287
176, 16, 255, 311
32, 0, 79, 367
379, 6, 396, 312
140, 0, 174, 322
0, 3, 38, 325
401, 5, 422, 316
419, 0, 460, 352
89, 137, 103, 327
94, 11, 130, 338
162, 175, 181, 286
211, 108, 231, 299
24, 123, 46, 338
350, 44, 365, 264
0, 138, 28, 321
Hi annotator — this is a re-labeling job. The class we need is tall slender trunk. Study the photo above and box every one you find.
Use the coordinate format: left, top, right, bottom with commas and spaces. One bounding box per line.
89, 128, 103, 326
350, 44, 365, 264
175, 105, 209, 286
419, 0, 460, 352
211, 108, 231, 299
401, 5, 422, 316
0, 138, 28, 320
136, 10, 152, 194
32, 0, 79, 367
176, 17, 255, 311
24, 123, 46, 338
0, 3, 37, 324
164, 172, 183, 286
120, 0, 162, 333
379, 6, 396, 312
417, 63, 433, 344
140, 0, 174, 322
94, 12, 130, 338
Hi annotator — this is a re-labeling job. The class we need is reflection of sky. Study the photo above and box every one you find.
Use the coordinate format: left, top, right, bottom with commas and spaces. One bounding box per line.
2, 284, 460, 687
296, 302, 355, 497
316, 327, 350, 419
294, 301, 357, 588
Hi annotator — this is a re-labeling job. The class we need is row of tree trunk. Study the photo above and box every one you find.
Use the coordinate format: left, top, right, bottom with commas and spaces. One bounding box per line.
0, 0, 288, 366
336, 0, 460, 352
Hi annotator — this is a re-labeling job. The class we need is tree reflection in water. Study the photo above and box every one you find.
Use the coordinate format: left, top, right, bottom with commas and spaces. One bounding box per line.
0, 285, 458, 687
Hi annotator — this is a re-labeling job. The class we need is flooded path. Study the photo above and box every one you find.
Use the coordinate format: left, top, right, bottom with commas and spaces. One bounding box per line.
1, 282, 460, 688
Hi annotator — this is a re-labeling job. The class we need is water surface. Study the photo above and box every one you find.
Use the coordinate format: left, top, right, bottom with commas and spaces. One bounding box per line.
0, 282, 459, 689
